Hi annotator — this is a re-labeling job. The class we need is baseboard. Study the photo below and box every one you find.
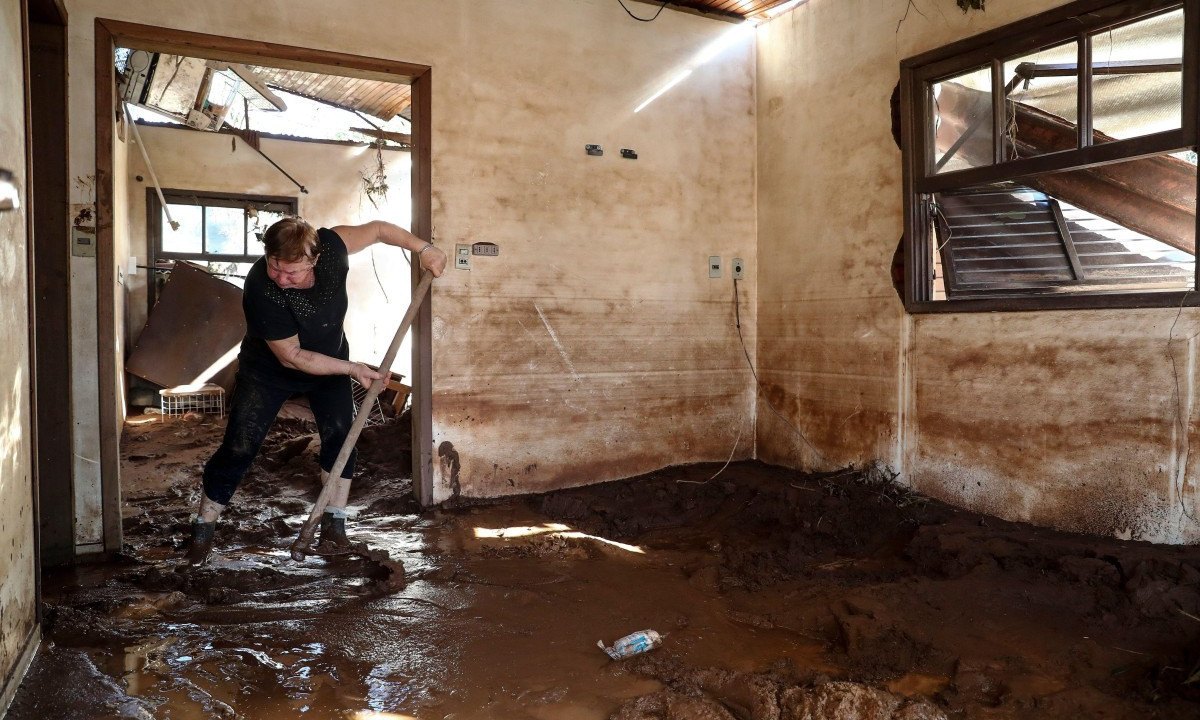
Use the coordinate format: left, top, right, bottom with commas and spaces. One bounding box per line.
0, 625, 41, 720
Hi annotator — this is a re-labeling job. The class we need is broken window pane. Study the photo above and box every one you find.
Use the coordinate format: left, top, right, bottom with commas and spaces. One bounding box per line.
930, 154, 1196, 299
1002, 41, 1079, 160
1091, 8, 1183, 142
247, 209, 287, 257
162, 204, 202, 254
205, 206, 245, 255
931, 66, 994, 174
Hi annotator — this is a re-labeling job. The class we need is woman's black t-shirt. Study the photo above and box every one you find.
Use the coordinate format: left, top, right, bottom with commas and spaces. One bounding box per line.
239, 227, 350, 385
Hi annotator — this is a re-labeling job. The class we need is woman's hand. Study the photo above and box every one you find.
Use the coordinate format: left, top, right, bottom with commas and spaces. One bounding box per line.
418, 244, 449, 277
347, 361, 383, 388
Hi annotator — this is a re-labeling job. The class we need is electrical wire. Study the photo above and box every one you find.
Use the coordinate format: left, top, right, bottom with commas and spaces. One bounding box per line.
1166, 290, 1199, 526
678, 421, 743, 484
733, 276, 826, 463
370, 248, 390, 303
617, 0, 669, 22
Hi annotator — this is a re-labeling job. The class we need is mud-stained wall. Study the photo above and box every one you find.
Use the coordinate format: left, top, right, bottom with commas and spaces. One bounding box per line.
64, 0, 757, 503
756, 0, 1200, 543
0, 0, 39, 709
124, 125, 413, 374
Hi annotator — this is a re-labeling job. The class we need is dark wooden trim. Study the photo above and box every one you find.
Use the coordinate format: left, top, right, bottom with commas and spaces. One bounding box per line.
97, 19, 428, 84
901, 68, 926, 304
916, 128, 1190, 193
20, 0, 41, 622
906, 289, 1200, 313
159, 188, 296, 208
28, 0, 65, 24
1185, 0, 1200, 138
151, 252, 260, 264
19, 0, 43, 624
904, 0, 1181, 77
95, 19, 122, 555
28, 5, 73, 569
411, 68, 434, 507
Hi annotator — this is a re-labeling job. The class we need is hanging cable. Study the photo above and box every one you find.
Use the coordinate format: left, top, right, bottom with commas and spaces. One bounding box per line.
733, 276, 826, 463
617, 0, 669, 22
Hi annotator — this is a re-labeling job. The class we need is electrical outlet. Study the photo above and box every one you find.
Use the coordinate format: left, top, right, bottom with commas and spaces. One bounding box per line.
455, 244, 471, 270
708, 256, 722, 278
472, 242, 499, 256
732, 257, 745, 279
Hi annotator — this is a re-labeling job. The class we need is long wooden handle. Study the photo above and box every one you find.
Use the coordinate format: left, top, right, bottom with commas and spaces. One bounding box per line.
296, 271, 435, 543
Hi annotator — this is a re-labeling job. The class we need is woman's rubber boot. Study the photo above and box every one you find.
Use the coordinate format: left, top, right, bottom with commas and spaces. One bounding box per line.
319, 512, 350, 548
185, 520, 216, 566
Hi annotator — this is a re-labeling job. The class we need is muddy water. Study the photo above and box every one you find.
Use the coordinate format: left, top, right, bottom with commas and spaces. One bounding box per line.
10, 412, 1200, 719
22, 503, 826, 719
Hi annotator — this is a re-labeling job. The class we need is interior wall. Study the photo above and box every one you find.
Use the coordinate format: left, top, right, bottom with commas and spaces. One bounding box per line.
65, 0, 758, 503
0, 0, 40, 709
125, 125, 413, 375
756, 0, 1200, 543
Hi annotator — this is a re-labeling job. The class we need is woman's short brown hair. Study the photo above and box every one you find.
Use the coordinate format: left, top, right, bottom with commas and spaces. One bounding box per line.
262, 217, 318, 262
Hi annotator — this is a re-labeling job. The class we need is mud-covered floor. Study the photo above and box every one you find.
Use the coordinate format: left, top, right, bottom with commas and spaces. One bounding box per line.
10, 408, 1200, 719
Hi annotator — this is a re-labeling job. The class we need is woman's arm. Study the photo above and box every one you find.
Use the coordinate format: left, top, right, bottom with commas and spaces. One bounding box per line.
267, 334, 382, 387
332, 220, 448, 276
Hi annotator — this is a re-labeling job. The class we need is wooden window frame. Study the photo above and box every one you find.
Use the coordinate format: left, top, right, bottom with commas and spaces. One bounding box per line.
148, 188, 297, 265
900, 0, 1200, 312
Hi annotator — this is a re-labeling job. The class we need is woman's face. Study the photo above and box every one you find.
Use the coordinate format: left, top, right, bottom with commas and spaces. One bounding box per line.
266, 254, 319, 290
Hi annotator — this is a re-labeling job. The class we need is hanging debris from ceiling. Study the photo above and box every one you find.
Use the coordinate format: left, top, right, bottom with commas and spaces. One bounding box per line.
361, 140, 390, 210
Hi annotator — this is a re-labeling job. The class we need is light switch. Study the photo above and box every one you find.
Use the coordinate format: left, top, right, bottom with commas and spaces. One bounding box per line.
455, 244, 471, 270
708, 256, 722, 278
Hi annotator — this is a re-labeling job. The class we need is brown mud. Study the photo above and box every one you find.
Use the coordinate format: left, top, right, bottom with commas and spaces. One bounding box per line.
9, 409, 1200, 719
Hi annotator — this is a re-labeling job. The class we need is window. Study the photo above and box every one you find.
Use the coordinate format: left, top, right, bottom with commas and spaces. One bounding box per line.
148, 189, 296, 285
900, 0, 1198, 311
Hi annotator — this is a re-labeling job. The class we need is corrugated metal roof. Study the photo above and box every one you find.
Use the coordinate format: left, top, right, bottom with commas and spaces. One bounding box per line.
244, 66, 412, 120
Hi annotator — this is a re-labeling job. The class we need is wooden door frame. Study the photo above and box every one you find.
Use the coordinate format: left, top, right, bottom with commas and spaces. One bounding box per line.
94, 20, 436, 552
26, 0, 72, 570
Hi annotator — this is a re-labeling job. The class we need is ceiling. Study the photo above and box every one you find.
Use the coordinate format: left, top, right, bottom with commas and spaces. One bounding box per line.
245, 66, 413, 121
658, 0, 798, 20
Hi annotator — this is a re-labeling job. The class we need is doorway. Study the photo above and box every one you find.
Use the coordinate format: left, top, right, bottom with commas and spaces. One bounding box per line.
93, 20, 434, 553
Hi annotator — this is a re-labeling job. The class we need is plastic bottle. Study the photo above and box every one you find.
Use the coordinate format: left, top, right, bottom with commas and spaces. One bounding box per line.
597, 629, 662, 660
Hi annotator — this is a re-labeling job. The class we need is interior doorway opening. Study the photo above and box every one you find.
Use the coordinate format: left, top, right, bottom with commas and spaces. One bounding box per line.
93, 20, 433, 556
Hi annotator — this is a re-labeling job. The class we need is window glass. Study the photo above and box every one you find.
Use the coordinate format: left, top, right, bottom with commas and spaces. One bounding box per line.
932, 66, 994, 173
205, 206, 245, 255
247, 209, 288, 257
1091, 8, 1183, 142
162, 204, 202, 253
1002, 40, 1079, 160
